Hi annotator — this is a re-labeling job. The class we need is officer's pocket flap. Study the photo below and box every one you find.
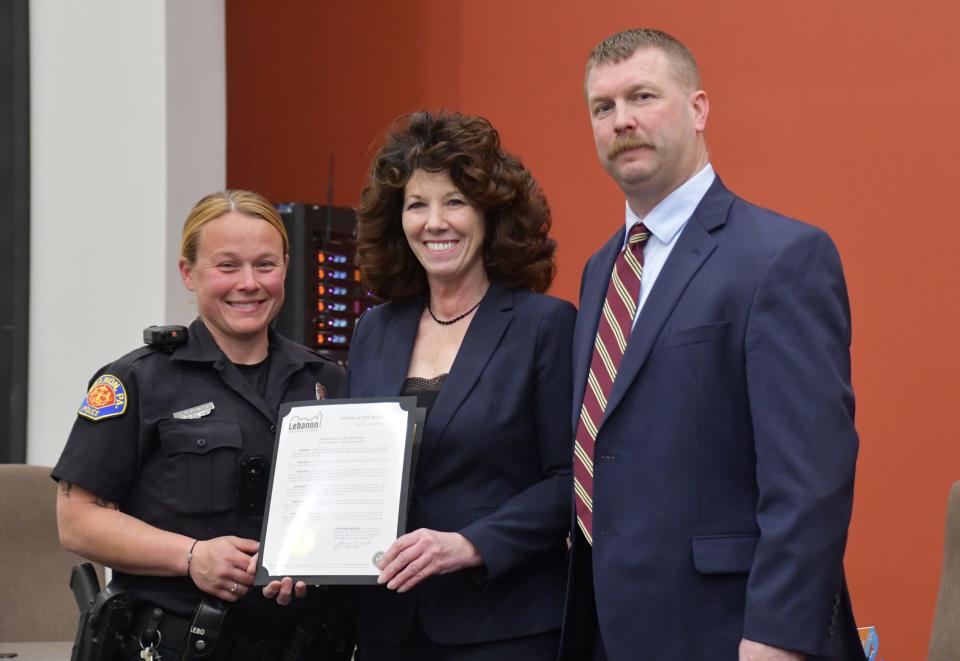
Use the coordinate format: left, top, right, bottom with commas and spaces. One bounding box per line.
158, 419, 242, 456
692, 533, 759, 574
157, 420, 243, 514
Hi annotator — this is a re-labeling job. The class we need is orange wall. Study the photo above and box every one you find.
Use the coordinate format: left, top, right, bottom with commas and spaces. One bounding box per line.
227, 2, 960, 657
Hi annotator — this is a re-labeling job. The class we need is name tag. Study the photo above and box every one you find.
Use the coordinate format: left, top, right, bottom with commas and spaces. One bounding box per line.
173, 402, 215, 420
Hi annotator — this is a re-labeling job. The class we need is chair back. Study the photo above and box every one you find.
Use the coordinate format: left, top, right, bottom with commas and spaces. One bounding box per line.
0, 464, 101, 642
929, 480, 960, 660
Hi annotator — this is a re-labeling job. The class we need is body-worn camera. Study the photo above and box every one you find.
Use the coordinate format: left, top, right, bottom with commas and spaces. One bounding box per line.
143, 325, 188, 353
238, 454, 268, 514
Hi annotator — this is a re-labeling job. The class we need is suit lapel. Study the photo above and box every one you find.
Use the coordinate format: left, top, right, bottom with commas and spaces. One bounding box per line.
601, 178, 736, 426
417, 282, 514, 471
572, 231, 622, 430
375, 297, 423, 398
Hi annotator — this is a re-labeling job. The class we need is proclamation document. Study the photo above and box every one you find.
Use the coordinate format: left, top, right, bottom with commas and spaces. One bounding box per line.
256, 397, 420, 585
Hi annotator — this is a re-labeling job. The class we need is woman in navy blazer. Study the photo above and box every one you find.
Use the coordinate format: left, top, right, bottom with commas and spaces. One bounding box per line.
347, 111, 575, 660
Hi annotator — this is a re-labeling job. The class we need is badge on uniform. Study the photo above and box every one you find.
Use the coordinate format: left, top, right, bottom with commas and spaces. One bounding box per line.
315, 383, 327, 400
173, 402, 215, 419
78, 374, 128, 421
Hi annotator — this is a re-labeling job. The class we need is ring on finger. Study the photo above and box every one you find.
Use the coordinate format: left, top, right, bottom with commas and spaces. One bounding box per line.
230, 582, 239, 594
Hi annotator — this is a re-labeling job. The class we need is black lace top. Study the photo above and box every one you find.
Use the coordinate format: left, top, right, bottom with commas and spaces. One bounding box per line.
400, 373, 447, 412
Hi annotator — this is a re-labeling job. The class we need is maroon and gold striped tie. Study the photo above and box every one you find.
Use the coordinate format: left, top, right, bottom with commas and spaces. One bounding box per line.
574, 223, 650, 544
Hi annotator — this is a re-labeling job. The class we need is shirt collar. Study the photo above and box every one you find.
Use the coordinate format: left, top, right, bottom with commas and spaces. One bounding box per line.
170, 318, 224, 362
171, 317, 325, 367
623, 163, 716, 247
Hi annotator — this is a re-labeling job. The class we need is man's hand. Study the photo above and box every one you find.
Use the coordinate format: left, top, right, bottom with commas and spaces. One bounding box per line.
376, 528, 482, 593
739, 639, 805, 661
248, 554, 309, 606
187, 536, 259, 602
264, 577, 309, 605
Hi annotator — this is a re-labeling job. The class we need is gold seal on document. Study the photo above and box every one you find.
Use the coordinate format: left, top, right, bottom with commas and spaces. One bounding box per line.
289, 528, 316, 557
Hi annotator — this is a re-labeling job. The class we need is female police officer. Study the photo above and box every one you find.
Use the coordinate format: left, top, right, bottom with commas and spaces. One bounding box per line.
52, 190, 347, 660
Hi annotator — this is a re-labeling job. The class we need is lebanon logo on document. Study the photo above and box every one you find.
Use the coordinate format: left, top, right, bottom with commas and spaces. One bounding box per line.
287, 411, 321, 433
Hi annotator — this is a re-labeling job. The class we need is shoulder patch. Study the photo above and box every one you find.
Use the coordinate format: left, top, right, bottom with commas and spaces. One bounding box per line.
78, 374, 128, 421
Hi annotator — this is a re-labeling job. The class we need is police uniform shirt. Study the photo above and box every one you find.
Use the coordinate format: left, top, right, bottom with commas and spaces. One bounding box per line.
52, 318, 346, 634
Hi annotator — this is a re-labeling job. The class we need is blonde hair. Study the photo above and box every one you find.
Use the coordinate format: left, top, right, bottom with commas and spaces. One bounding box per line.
180, 190, 288, 264
586, 28, 701, 92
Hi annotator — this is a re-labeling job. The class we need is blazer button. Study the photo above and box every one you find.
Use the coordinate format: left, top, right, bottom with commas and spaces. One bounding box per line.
196, 438, 207, 448
269, 424, 276, 432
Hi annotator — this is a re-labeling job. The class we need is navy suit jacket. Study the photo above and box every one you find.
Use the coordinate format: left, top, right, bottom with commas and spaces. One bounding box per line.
348, 281, 575, 646
559, 177, 864, 660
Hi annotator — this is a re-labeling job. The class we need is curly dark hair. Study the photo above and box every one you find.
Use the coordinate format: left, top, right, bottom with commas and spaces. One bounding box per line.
356, 111, 556, 300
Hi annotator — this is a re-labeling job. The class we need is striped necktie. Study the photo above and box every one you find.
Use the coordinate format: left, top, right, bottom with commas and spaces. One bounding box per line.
574, 222, 650, 544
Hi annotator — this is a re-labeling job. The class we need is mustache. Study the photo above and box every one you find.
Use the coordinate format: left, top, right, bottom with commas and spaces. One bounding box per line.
607, 135, 655, 159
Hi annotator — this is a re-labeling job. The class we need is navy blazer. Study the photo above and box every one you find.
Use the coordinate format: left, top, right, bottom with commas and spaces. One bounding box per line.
559, 177, 864, 660
349, 281, 575, 646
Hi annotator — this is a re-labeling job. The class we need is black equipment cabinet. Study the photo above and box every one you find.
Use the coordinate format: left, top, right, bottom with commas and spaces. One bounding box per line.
275, 203, 376, 367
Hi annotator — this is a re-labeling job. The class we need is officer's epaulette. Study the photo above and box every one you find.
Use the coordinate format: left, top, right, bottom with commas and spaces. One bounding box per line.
305, 346, 340, 364
273, 330, 336, 365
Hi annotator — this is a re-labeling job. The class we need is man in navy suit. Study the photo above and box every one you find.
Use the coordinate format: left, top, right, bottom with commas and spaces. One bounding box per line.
558, 29, 864, 661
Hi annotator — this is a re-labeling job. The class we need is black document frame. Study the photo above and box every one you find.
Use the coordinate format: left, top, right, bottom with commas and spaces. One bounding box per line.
256, 397, 422, 585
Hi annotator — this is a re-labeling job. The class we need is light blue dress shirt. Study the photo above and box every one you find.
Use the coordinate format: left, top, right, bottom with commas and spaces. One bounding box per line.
625, 163, 716, 328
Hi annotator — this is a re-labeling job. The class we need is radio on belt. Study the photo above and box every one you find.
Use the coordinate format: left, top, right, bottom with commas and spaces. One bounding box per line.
143, 325, 188, 352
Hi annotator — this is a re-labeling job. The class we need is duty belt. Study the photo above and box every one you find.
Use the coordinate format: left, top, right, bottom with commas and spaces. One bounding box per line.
129, 603, 288, 661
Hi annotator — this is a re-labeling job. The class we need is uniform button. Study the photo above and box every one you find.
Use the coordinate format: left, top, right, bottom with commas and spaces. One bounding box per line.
196, 438, 207, 448
269, 424, 276, 432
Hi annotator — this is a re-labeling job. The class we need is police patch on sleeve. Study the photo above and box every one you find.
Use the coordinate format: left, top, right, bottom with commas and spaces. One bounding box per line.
78, 374, 128, 421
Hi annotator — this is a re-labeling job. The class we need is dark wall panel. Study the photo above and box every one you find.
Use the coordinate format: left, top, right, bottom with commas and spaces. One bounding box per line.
0, 0, 30, 463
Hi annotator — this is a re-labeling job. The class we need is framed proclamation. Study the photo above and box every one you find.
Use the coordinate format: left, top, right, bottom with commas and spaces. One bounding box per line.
255, 397, 422, 585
